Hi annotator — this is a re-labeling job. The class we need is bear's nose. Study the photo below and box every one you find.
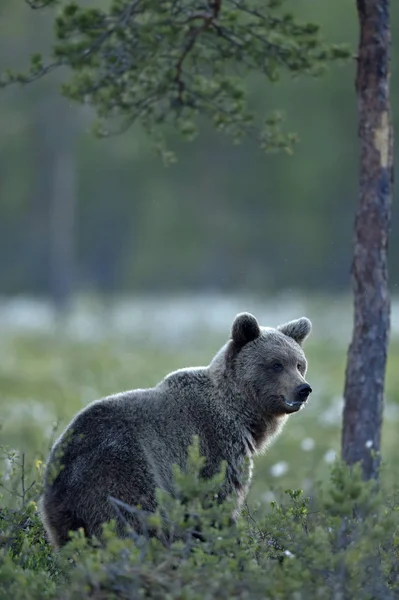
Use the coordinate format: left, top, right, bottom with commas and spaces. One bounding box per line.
296, 383, 312, 402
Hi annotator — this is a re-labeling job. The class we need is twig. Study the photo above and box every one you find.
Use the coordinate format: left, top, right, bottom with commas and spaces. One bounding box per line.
1, 0, 143, 90
174, 0, 222, 103
21, 453, 26, 507
108, 495, 148, 543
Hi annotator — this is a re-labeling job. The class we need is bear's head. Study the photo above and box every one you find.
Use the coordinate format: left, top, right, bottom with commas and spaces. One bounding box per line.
211, 312, 312, 417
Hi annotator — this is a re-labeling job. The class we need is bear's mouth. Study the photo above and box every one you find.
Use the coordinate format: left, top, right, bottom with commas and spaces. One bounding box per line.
284, 399, 306, 412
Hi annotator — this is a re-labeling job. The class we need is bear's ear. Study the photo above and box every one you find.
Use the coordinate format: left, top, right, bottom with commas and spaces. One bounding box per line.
277, 317, 312, 345
231, 312, 261, 347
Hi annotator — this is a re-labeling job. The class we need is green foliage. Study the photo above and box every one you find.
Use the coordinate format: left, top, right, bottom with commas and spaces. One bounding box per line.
1, 0, 350, 158
1, 438, 399, 599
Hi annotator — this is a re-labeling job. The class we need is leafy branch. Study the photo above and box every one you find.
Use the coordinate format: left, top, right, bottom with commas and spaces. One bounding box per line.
0, 0, 351, 157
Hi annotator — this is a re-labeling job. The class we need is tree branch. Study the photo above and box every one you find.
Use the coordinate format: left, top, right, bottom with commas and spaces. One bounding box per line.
174, 0, 222, 103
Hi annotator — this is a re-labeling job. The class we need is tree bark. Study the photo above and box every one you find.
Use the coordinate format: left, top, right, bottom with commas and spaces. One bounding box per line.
342, 0, 394, 479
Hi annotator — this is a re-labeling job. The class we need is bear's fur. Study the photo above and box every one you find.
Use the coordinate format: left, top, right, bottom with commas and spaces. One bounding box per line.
40, 312, 312, 548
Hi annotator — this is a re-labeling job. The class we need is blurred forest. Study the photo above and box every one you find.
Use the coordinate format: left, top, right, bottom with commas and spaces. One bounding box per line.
0, 0, 398, 306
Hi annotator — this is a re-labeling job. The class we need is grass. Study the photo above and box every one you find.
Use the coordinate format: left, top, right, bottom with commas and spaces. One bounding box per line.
1, 307, 399, 600
1, 323, 398, 511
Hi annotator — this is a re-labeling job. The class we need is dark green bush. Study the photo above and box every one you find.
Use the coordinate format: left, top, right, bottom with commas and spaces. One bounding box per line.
1, 439, 399, 600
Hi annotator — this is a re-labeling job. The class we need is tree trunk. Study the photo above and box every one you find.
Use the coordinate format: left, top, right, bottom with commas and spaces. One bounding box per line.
342, 0, 394, 479
49, 122, 77, 312
29, 92, 77, 312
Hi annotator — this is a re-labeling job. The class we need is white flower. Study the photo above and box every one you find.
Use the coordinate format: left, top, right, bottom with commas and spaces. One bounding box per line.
284, 550, 295, 558
300, 437, 315, 451
270, 461, 289, 477
324, 449, 336, 464
365, 440, 373, 449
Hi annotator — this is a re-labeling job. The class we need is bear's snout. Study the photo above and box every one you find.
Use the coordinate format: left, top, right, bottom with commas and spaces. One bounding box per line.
295, 383, 312, 402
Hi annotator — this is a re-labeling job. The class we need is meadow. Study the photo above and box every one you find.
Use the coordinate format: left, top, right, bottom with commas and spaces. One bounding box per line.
1, 294, 399, 598
1, 293, 399, 505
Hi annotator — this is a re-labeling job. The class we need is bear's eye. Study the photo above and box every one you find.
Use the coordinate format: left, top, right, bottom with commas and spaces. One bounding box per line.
297, 362, 304, 373
272, 362, 284, 373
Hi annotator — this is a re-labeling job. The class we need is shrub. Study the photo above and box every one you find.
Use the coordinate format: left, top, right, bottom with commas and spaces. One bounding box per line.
1, 440, 399, 599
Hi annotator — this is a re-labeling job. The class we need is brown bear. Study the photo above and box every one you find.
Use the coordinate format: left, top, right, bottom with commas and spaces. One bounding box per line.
40, 312, 312, 548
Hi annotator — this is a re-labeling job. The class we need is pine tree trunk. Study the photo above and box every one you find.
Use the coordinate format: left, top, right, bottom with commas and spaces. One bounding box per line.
342, 0, 394, 479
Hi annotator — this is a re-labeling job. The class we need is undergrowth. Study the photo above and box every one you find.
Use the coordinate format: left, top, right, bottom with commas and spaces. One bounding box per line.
1, 439, 399, 600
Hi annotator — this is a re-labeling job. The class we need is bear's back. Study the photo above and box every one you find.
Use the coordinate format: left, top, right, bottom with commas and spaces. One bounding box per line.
45, 368, 217, 492
49, 389, 155, 465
